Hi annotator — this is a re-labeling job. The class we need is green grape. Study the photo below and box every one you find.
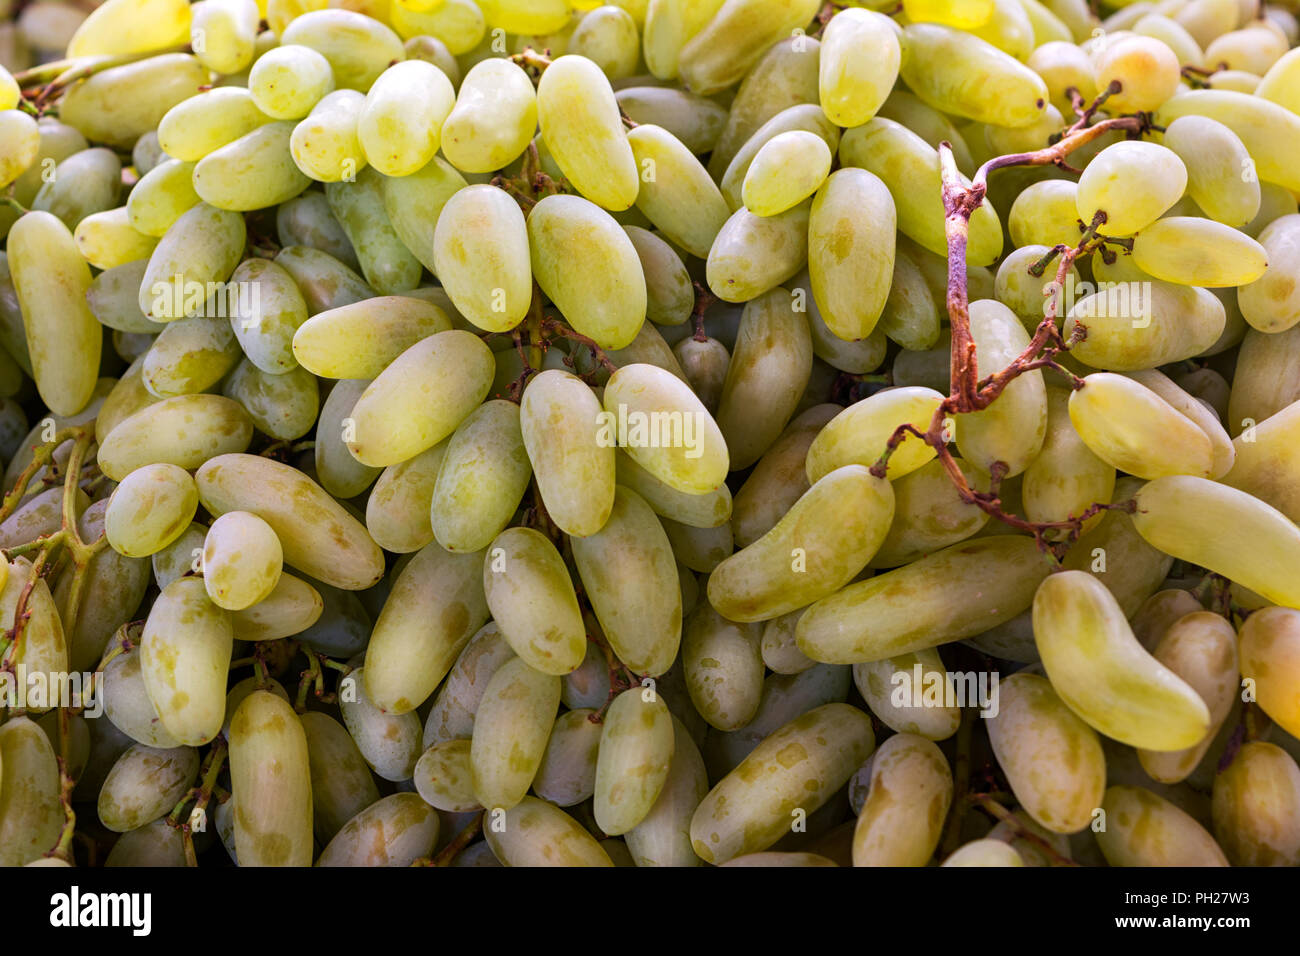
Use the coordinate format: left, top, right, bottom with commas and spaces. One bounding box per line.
985, 673, 1105, 833
103, 641, 182, 748
615, 452, 731, 529
0, 486, 84, 551
0, 66, 18, 113
193, 121, 311, 212
276, 193, 360, 271
103, 818, 186, 867
715, 288, 813, 469
236, 574, 322, 639
65, 0, 190, 56
380, 156, 467, 276
365, 442, 446, 554
852, 732, 952, 866
1097, 785, 1228, 866
0, 110, 39, 190
325, 169, 421, 294
792, 270, 889, 374
1124, 369, 1234, 478
105, 463, 200, 558
290, 90, 368, 183
1257, 45, 1300, 111
707, 36, 820, 179
1129, 216, 1267, 287
1133, 14, 1203, 66
819, 9, 900, 128
677, 0, 822, 96
196, 453, 385, 590
422, 622, 514, 748
355, 61, 455, 177
1239, 214, 1300, 332
158, 88, 270, 162
293, 296, 449, 379
432, 184, 531, 334
0, 554, 68, 699
624, 714, 707, 866
1022, 387, 1115, 534
364, 542, 489, 714
477, 0, 570, 33
1156, 89, 1300, 193
1064, 281, 1225, 370
805, 386, 944, 483
483, 527, 585, 676
345, 329, 494, 467
300, 712, 380, 844
1136, 612, 1238, 783
536, 54, 639, 211
31, 147, 121, 231
662, 518, 732, 572
624, 226, 693, 326
1067, 372, 1215, 478
139, 315, 237, 400
127, 159, 201, 238
615, 88, 728, 155
229, 692, 314, 866
1212, 740, 1300, 866
1008, 180, 1082, 249
470, 656, 561, 810
1092, 34, 1181, 112
796, 536, 1051, 663
742, 131, 832, 218
484, 796, 613, 866
201, 511, 283, 611
140, 577, 233, 746
942, 840, 1024, 866
870, 457, 990, 567
708, 466, 894, 622
720, 105, 840, 213
249, 44, 336, 120
1028, 40, 1098, 113
404, 35, 461, 86
691, 703, 874, 864
279, 9, 404, 91
853, 649, 960, 740
707, 201, 811, 304
5, 212, 102, 415
1161, 116, 1260, 228
593, 689, 674, 834
388, 0, 486, 54
414, 738, 482, 812
58, 54, 207, 151
806, 168, 895, 343
839, 118, 1003, 266
266, 0, 327, 34
339, 666, 422, 780
191, 0, 260, 75
1238, 607, 1300, 739
642, 0, 725, 80
571, 485, 682, 676
533, 709, 601, 807
275, 246, 374, 314
139, 203, 247, 322
0, 718, 62, 866
440, 58, 537, 175
313, 379, 379, 499
223, 259, 306, 373
1075, 140, 1187, 236
683, 606, 763, 730
1032, 570, 1211, 750
430, 400, 532, 553
97, 394, 253, 481
569, 5, 640, 79
98, 744, 198, 833
628, 123, 731, 259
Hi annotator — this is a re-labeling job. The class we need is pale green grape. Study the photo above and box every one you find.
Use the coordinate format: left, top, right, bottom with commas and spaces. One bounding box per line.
903, 0, 994, 27
139, 202, 247, 322
1239, 214, 1300, 332
470, 656, 561, 810
414, 739, 481, 812
60, 54, 208, 151
381, 156, 467, 276
193, 121, 311, 212
1097, 786, 1228, 866
593, 689, 674, 834
292, 295, 450, 378
629, 123, 731, 258
300, 711, 380, 844
0, 110, 39, 189
720, 105, 840, 213
388, 0, 486, 54
105, 463, 200, 558
279, 9, 404, 91
852, 733, 952, 866
432, 184, 532, 334
870, 457, 990, 567
742, 131, 831, 218
1075, 140, 1187, 236
230, 691, 314, 866
484, 797, 613, 866
1161, 115, 1260, 227
325, 169, 421, 295
805, 386, 944, 483
1156, 89, 1300, 193
127, 159, 201, 238
615, 87, 727, 154
32, 147, 121, 230
1064, 281, 1225, 370
1008, 180, 1082, 249
819, 8, 900, 128
158, 88, 270, 163
142, 314, 242, 398
365, 443, 445, 554
853, 648, 961, 740
358, 61, 455, 177
249, 44, 336, 120
440, 58, 537, 175
0, 718, 63, 866
66, 0, 191, 57
570, 5, 640, 80
624, 226, 694, 326
1068, 372, 1214, 478
97, 394, 254, 481
191, 0, 260, 75
98, 744, 198, 833
707, 201, 810, 304
482, 527, 585, 675
290, 90, 368, 183
73, 208, 157, 271
677, 0, 822, 96
642, 0, 725, 81
1131, 217, 1267, 287
1022, 387, 1114, 534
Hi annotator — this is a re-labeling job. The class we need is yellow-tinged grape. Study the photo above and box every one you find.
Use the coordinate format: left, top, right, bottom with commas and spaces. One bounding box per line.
674, 336, 731, 414
278, 9, 404, 91
430, 399, 532, 553
5, 211, 101, 416
853, 648, 962, 740
430, 188, 531, 331
903, 0, 995, 27
1239, 214, 1300, 332
624, 126, 728, 260
388, 0, 485, 54
0, 718, 62, 866
797, 536, 1051, 663
421, 622, 513, 748
194, 120, 312, 212
625, 714, 708, 866
415, 738, 481, 812
527, 193, 646, 348
1161, 115, 1260, 227
1130, 216, 1267, 287
870, 458, 990, 567
1204, 25, 1287, 75
602, 363, 728, 494
1018, 0, 1072, 43
202, 511, 283, 611
706, 202, 811, 304
720, 105, 841, 214
292, 296, 450, 378
1212, 740, 1300, 866
227, 692, 313, 867
222, 258, 307, 374
1022, 387, 1115, 535
852, 732, 952, 866
0, 554, 67, 699
345, 329, 495, 468
363, 442, 443, 553
1064, 281, 1225, 370
900, 23, 1049, 128
707, 466, 894, 623
677, 0, 822, 96
476, 0, 570, 33
66, 0, 191, 57
953, 299, 1047, 477
742, 131, 832, 218
484, 796, 614, 866
1256, 45, 1300, 112
317, 791, 439, 865
470, 656, 561, 810
1122, 369, 1234, 478
403, 35, 461, 86
1137, 612, 1238, 783
616, 88, 727, 155
1075, 140, 1187, 236
337, 666, 422, 780
1238, 607, 1300, 738
0, 67, 17, 113
969, 0, 1035, 60
150, 523, 207, 593
27, 147, 120, 235
1155, 89, 1300, 193
819, 9, 900, 128
440, 58, 537, 174
839, 118, 1003, 266
1032, 570, 1210, 750
0, 110, 38, 190
691, 703, 875, 864
158, 88, 271, 163
805, 386, 944, 483
1132, 475, 1300, 609
606, 322, 687, 381
1092, 34, 1181, 112
196, 453, 385, 589
593, 689, 674, 835
102, 640, 182, 748
139, 202, 248, 321
570, 5, 640, 80
536, 55, 639, 211
1028, 40, 1098, 113
572, 485, 682, 676
191, 0, 261, 75
380, 158, 467, 276
642, 0, 725, 81
59, 54, 208, 151
141, 577, 234, 747
1096, 785, 1228, 866
994, 244, 1082, 332
615, 452, 732, 529
1067, 373, 1215, 478
142, 313, 242, 398
942, 840, 1024, 866
249, 44, 336, 120
290, 89, 370, 184
97, 394, 254, 481
105, 463, 200, 558
483, 527, 585, 675
364, 542, 489, 713
315, 379, 380, 500
127, 159, 201, 238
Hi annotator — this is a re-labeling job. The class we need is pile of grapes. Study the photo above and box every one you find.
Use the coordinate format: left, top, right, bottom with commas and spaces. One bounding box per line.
1, 0, 1299, 869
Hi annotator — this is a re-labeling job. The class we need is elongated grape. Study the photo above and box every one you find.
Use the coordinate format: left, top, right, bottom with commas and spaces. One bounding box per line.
1238, 607, 1300, 739
249, 45, 336, 120
422, 622, 514, 748
1068, 373, 1215, 478
66, 0, 191, 57
1212, 741, 1300, 866
594, 689, 674, 835
681, 604, 765, 731
158, 88, 269, 163
1096, 785, 1228, 866
60, 54, 208, 151
291, 90, 367, 183
142, 313, 241, 398
193, 121, 310, 212
1129, 217, 1267, 287
485, 796, 613, 867
1156, 89, 1300, 193
339, 667, 422, 780
358, 60, 455, 177
1022, 387, 1114, 535
470, 657, 561, 810
190, 0, 259, 75
742, 131, 831, 218
431, 184, 531, 334
483, 527, 584, 675
229, 692, 313, 866
292, 296, 450, 380
677, 0, 822, 96
720, 104, 840, 214
300, 711, 380, 844
853, 648, 961, 740
102, 639, 181, 749
1075, 141, 1187, 236
139, 203, 247, 322
852, 733, 952, 866
706, 202, 811, 304
900, 23, 1048, 127
98, 394, 253, 481
430, 400, 531, 553
0, 717, 62, 866
1239, 214, 1300, 333
127, 159, 201, 238
805, 386, 944, 483
201, 511, 283, 611
871, 458, 990, 566
278, 9, 403, 91
99, 744, 198, 833
819, 9, 899, 128
105, 464, 199, 558
807, 168, 895, 343
440, 58, 535, 174
1161, 116, 1260, 227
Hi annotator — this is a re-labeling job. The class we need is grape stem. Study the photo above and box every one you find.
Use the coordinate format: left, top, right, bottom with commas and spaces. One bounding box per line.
691, 281, 715, 343
970, 793, 1079, 866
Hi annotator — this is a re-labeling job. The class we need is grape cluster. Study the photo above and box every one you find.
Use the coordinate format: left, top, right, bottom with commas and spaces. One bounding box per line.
0, 0, 1298, 869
